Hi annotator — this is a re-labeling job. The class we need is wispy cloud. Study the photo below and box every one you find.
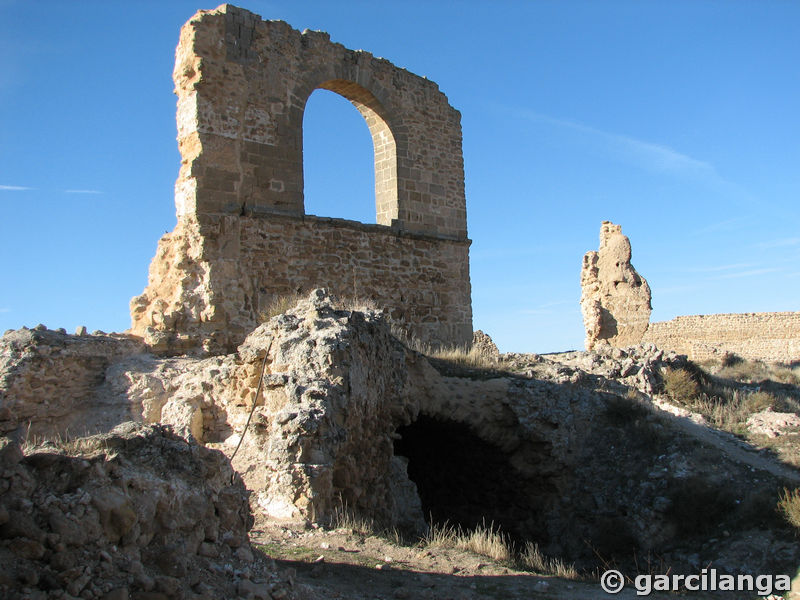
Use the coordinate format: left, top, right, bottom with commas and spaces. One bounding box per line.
691, 217, 747, 235
64, 189, 103, 195
683, 262, 756, 274
503, 106, 742, 190
0, 184, 33, 191
657, 284, 703, 295
0, 308, 10, 313
754, 237, 800, 249
517, 299, 575, 315
715, 267, 781, 280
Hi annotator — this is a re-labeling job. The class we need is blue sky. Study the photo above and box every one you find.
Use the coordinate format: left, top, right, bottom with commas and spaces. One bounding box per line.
1, 1, 798, 353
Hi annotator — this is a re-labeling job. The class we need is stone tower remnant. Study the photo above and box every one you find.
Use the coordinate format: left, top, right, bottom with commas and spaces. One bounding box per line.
580, 221, 652, 350
130, 4, 472, 354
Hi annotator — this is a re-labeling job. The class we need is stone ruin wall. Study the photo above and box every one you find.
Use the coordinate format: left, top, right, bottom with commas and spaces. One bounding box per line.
130, 5, 472, 355
580, 221, 652, 350
582, 221, 800, 363
644, 312, 800, 363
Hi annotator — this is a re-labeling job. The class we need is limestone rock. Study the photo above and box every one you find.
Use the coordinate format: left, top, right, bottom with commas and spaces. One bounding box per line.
471, 330, 500, 361
3, 288, 797, 577
746, 408, 800, 438
581, 221, 652, 350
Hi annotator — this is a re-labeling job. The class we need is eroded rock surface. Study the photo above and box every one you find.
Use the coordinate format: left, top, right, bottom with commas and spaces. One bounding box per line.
580, 221, 652, 350
0, 328, 145, 439
0, 423, 303, 600
3, 291, 799, 578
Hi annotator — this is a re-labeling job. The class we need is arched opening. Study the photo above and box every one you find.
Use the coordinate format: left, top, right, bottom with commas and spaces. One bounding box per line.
302, 80, 398, 225
393, 414, 553, 547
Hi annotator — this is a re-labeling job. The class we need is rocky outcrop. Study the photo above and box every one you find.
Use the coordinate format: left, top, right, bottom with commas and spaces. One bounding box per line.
3, 291, 799, 576
581, 221, 652, 350
0, 423, 290, 600
471, 330, 500, 361
747, 409, 800, 438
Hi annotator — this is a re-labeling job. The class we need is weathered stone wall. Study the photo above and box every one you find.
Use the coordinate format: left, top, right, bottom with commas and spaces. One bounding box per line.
0, 327, 145, 438
132, 214, 471, 355
580, 221, 652, 350
644, 312, 800, 363
131, 5, 472, 354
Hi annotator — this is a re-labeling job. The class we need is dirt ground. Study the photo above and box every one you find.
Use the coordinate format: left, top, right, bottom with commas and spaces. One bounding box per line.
249, 517, 738, 600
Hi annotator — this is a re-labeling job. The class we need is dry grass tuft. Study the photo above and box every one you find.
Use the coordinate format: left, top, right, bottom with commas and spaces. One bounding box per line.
391, 326, 499, 370
427, 345, 499, 370
22, 428, 105, 457
521, 542, 579, 579
259, 292, 304, 322
424, 521, 512, 562
701, 354, 800, 386
777, 488, 800, 530
259, 292, 382, 323
329, 502, 405, 545
330, 503, 376, 536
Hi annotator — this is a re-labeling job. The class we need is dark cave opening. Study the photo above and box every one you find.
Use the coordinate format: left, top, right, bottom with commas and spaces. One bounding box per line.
394, 414, 548, 547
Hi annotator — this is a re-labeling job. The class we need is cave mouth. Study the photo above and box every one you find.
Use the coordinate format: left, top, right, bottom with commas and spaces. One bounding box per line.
394, 414, 547, 548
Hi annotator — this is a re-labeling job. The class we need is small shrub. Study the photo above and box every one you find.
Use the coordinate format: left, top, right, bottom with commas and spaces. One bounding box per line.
604, 392, 652, 425
661, 367, 700, 405
777, 487, 800, 530
721, 352, 743, 368
521, 542, 579, 579
744, 390, 778, 413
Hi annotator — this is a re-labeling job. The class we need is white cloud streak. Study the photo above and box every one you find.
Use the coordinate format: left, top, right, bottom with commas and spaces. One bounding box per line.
0, 184, 33, 191
517, 299, 575, 315
683, 262, 756, 273
754, 237, 800, 249
64, 189, 103, 195
508, 107, 728, 181
691, 217, 748, 235
715, 267, 781, 280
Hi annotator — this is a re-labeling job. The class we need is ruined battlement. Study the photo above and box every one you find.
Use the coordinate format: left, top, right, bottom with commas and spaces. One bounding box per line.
581, 221, 800, 363
131, 5, 472, 354
644, 312, 800, 363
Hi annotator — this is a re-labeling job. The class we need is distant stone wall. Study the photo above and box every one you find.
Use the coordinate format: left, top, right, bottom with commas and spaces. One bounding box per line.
643, 312, 800, 363
131, 5, 472, 354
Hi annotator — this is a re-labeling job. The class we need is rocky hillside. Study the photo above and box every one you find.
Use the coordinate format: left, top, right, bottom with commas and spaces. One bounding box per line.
2, 290, 800, 598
